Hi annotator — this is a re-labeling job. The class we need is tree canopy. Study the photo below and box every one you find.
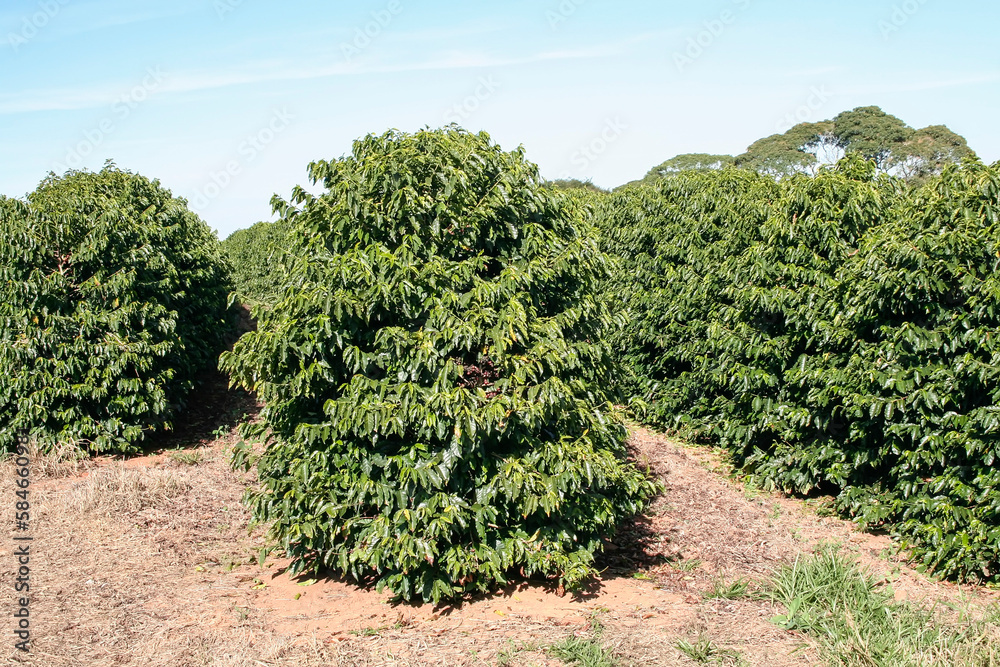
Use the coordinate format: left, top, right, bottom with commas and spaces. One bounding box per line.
643, 153, 735, 179
650, 106, 981, 183
890, 124, 976, 181
734, 122, 833, 178
832, 106, 912, 169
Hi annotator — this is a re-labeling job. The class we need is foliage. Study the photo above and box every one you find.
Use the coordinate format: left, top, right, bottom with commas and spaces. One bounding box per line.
597, 167, 779, 425
220, 219, 291, 308
0, 165, 232, 453
644, 153, 735, 179
830, 160, 1000, 580
705, 158, 900, 480
220, 127, 659, 603
603, 156, 1000, 583
723, 160, 1000, 581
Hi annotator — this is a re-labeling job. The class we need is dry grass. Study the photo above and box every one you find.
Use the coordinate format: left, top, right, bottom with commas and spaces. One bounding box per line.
62, 463, 191, 515
0, 439, 92, 485
3, 411, 998, 666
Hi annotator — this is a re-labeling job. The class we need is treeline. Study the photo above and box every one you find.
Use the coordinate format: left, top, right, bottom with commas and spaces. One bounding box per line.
639, 105, 976, 184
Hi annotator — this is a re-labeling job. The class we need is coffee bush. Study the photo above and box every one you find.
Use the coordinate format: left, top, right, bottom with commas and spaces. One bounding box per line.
0, 166, 232, 453
220, 219, 291, 309
603, 156, 1000, 583
221, 128, 659, 603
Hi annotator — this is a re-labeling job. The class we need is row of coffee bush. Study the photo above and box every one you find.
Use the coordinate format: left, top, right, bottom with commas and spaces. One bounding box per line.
601, 156, 1000, 582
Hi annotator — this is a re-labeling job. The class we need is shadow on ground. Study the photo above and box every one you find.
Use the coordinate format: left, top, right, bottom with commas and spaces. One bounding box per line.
140, 368, 260, 454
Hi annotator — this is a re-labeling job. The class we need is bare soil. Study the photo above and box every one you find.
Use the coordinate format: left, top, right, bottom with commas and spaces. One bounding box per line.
2, 387, 996, 666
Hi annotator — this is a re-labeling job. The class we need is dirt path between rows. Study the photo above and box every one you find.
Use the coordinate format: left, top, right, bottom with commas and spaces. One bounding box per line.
2, 418, 996, 666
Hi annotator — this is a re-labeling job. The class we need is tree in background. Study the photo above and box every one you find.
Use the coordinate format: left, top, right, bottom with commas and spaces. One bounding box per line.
728, 106, 976, 182
735, 122, 834, 178
832, 106, 912, 170
890, 124, 976, 181
643, 153, 735, 179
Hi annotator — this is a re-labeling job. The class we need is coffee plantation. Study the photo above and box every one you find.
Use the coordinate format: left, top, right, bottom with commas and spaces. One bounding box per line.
220, 219, 291, 309
3, 123, 999, 596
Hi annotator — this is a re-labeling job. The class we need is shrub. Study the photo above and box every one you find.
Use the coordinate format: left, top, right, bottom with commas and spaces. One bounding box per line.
712, 158, 901, 478
829, 160, 1000, 580
715, 160, 1000, 582
604, 156, 1000, 583
220, 219, 291, 308
596, 167, 778, 426
0, 166, 232, 453
221, 127, 659, 603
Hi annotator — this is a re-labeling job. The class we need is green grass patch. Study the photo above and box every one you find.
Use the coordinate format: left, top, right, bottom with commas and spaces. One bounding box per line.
542, 617, 617, 667
167, 449, 204, 466
765, 548, 1000, 666
674, 635, 745, 665
704, 577, 751, 600
547, 635, 615, 667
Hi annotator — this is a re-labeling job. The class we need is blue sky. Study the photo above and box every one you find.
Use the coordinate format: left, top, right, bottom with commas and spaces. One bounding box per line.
1, 0, 997, 238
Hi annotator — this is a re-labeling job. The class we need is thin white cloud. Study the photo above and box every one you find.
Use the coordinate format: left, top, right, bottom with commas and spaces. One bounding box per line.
0, 0, 202, 47
63, 9, 186, 33
155, 45, 622, 92
773, 65, 844, 77
0, 87, 119, 113
384, 23, 513, 42
0, 44, 622, 114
